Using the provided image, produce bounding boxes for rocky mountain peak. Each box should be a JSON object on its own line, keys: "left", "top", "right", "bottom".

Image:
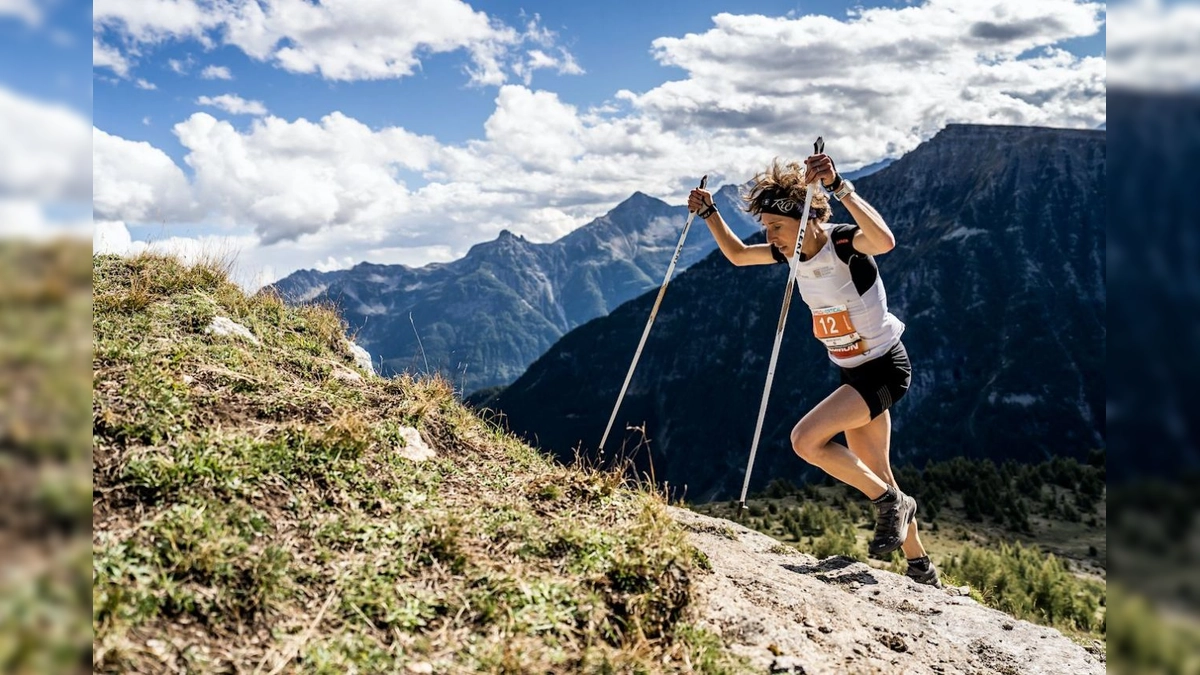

{"left": 614, "top": 190, "right": 660, "bottom": 210}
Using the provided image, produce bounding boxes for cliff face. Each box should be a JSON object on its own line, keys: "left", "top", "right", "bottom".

{"left": 270, "top": 187, "right": 759, "bottom": 391}
{"left": 489, "top": 124, "right": 1105, "bottom": 500}
{"left": 841, "top": 124, "right": 1105, "bottom": 461}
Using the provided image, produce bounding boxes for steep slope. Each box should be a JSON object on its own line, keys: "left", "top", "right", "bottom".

{"left": 91, "top": 253, "right": 1102, "bottom": 674}
{"left": 270, "top": 188, "right": 759, "bottom": 392}
{"left": 488, "top": 124, "right": 1105, "bottom": 501}
{"left": 91, "top": 253, "right": 743, "bottom": 673}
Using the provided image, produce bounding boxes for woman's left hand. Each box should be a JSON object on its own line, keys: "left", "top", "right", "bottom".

{"left": 804, "top": 154, "right": 838, "bottom": 187}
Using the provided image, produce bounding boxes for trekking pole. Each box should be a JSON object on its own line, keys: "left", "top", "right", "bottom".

{"left": 600, "top": 175, "right": 709, "bottom": 452}
{"left": 738, "top": 137, "right": 824, "bottom": 510}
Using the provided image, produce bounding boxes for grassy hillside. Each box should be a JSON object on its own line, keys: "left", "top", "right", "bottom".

{"left": 91, "top": 254, "right": 747, "bottom": 673}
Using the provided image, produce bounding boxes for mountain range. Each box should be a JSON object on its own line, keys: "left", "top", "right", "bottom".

{"left": 484, "top": 124, "right": 1106, "bottom": 501}
{"left": 270, "top": 186, "right": 760, "bottom": 391}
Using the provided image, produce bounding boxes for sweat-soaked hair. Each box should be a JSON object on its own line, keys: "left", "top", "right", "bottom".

{"left": 742, "top": 159, "right": 831, "bottom": 224}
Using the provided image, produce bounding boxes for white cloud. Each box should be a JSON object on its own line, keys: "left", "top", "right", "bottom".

{"left": 0, "top": 0, "right": 40, "bottom": 25}
{"left": 93, "top": 36, "right": 130, "bottom": 77}
{"left": 236, "top": 0, "right": 502, "bottom": 81}
{"left": 627, "top": 0, "right": 1106, "bottom": 169}
{"left": 1109, "top": 0, "right": 1200, "bottom": 90}
{"left": 172, "top": 111, "right": 439, "bottom": 243}
{"left": 93, "top": 127, "right": 196, "bottom": 222}
{"left": 200, "top": 64, "right": 232, "bottom": 80}
{"left": 168, "top": 57, "right": 190, "bottom": 74}
{"left": 92, "top": 219, "right": 455, "bottom": 291}
{"left": 91, "top": 1, "right": 1107, "bottom": 276}
{"left": 0, "top": 200, "right": 90, "bottom": 240}
{"left": 93, "top": 219, "right": 135, "bottom": 253}
{"left": 135, "top": 78, "right": 157, "bottom": 90}
{"left": 0, "top": 86, "right": 92, "bottom": 202}
{"left": 93, "top": 0, "right": 581, "bottom": 86}
{"left": 93, "top": 220, "right": 251, "bottom": 262}
{"left": 94, "top": 85, "right": 729, "bottom": 253}
{"left": 196, "top": 93, "right": 268, "bottom": 115}
{"left": 93, "top": 219, "right": 272, "bottom": 285}
{"left": 513, "top": 48, "right": 585, "bottom": 86}
{"left": 93, "top": 0, "right": 219, "bottom": 46}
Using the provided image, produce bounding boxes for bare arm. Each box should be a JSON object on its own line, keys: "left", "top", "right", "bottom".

{"left": 803, "top": 153, "right": 896, "bottom": 256}
{"left": 688, "top": 188, "right": 777, "bottom": 266}
{"left": 841, "top": 192, "right": 896, "bottom": 255}
{"left": 703, "top": 212, "right": 778, "bottom": 266}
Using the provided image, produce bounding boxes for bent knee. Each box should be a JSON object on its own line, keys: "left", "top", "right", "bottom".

{"left": 790, "top": 425, "right": 825, "bottom": 464}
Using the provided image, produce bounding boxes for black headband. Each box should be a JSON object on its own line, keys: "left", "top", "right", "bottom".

{"left": 758, "top": 187, "right": 826, "bottom": 219}
{"left": 757, "top": 188, "right": 802, "bottom": 217}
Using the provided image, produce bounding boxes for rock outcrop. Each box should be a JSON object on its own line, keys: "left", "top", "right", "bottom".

{"left": 672, "top": 507, "right": 1103, "bottom": 675}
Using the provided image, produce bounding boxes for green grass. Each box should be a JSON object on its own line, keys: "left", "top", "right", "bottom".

{"left": 92, "top": 252, "right": 750, "bottom": 674}
{"left": 937, "top": 541, "right": 1103, "bottom": 634}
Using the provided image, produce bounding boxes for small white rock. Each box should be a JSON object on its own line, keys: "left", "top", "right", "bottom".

{"left": 344, "top": 340, "right": 376, "bottom": 376}
{"left": 332, "top": 369, "right": 363, "bottom": 383}
{"left": 205, "top": 316, "right": 260, "bottom": 345}
{"left": 397, "top": 426, "right": 435, "bottom": 462}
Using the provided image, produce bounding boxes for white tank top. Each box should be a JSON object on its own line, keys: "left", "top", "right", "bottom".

{"left": 783, "top": 222, "right": 905, "bottom": 368}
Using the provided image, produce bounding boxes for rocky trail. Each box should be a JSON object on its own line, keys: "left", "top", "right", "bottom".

{"left": 671, "top": 507, "right": 1105, "bottom": 674}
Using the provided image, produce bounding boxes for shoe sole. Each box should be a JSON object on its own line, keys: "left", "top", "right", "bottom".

{"left": 869, "top": 495, "right": 917, "bottom": 558}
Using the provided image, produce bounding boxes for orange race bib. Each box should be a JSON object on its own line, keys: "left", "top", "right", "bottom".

{"left": 812, "top": 305, "right": 865, "bottom": 359}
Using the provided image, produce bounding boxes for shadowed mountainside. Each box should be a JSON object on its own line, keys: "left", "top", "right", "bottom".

{"left": 487, "top": 124, "right": 1105, "bottom": 501}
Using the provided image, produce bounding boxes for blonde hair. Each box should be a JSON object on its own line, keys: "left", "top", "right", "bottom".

{"left": 742, "top": 158, "right": 831, "bottom": 224}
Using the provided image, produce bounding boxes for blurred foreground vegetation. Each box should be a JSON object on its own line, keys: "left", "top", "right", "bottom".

{"left": 0, "top": 240, "right": 92, "bottom": 674}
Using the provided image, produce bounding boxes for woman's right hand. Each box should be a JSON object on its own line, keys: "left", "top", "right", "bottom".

{"left": 688, "top": 188, "right": 714, "bottom": 214}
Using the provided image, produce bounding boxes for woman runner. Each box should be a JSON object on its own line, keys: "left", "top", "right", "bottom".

{"left": 688, "top": 152, "right": 940, "bottom": 587}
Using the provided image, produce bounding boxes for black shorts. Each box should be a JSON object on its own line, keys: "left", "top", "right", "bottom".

{"left": 839, "top": 341, "right": 912, "bottom": 420}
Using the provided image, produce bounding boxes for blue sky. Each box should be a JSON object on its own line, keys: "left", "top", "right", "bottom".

{"left": 6, "top": 0, "right": 1115, "bottom": 285}
{"left": 0, "top": 0, "right": 91, "bottom": 114}
{"left": 0, "top": 0, "right": 92, "bottom": 236}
